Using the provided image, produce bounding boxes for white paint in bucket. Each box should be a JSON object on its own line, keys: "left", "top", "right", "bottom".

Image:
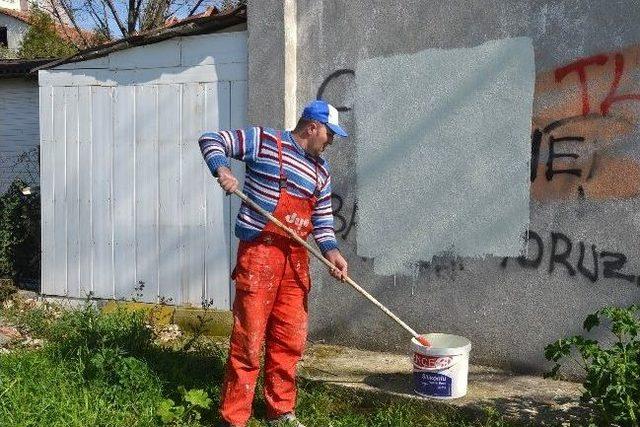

{"left": 411, "top": 333, "right": 472, "bottom": 399}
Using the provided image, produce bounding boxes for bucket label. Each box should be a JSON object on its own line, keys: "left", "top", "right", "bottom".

{"left": 413, "top": 371, "right": 452, "bottom": 397}
{"left": 413, "top": 353, "right": 454, "bottom": 370}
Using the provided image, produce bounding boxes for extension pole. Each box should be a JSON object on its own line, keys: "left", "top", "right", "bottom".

{"left": 232, "top": 189, "right": 430, "bottom": 347}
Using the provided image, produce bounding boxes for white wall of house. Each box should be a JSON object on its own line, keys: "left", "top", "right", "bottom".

{"left": 0, "top": 0, "right": 22, "bottom": 11}
{"left": 0, "top": 77, "right": 39, "bottom": 193}
{"left": 0, "top": 14, "right": 28, "bottom": 51}
{"left": 39, "top": 31, "right": 248, "bottom": 308}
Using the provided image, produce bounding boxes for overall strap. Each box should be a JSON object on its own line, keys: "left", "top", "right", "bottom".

{"left": 276, "top": 132, "right": 287, "bottom": 189}
{"left": 313, "top": 160, "right": 321, "bottom": 198}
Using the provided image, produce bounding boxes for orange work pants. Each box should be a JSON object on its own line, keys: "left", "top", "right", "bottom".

{"left": 220, "top": 234, "right": 310, "bottom": 426}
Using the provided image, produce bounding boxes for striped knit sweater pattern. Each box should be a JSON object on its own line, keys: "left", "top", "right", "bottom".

{"left": 198, "top": 127, "right": 338, "bottom": 254}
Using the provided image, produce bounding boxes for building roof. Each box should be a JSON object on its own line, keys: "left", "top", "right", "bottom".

{"left": 0, "top": 7, "right": 30, "bottom": 23}
{"left": 0, "top": 7, "right": 96, "bottom": 48}
{"left": 0, "top": 58, "right": 53, "bottom": 78}
{"left": 35, "top": 5, "right": 246, "bottom": 71}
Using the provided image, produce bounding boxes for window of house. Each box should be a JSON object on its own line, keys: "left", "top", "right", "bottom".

{"left": 0, "top": 27, "right": 8, "bottom": 48}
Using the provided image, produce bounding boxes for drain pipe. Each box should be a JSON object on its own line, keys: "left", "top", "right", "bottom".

{"left": 283, "top": 0, "right": 297, "bottom": 130}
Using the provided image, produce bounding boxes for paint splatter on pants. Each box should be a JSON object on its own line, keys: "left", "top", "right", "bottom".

{"left": 220, "top": 234, "right": 310, "bottom": 426}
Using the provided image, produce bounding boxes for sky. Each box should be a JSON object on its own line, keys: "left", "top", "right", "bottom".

{"left": 71, "top": 0, "right": 237, "bottom": 37}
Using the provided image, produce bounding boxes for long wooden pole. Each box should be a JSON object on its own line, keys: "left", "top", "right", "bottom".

{"left": 232, "top": 189, "right": 430, "bottom": 346}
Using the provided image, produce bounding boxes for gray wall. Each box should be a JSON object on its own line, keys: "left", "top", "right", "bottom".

{"left": 0, "top": 77, "right": 39, "bottom": 193}
{"left": 248, "top": 0, "right": 640, "bottom": 373}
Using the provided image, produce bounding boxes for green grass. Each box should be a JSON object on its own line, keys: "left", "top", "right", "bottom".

{"left": 0, "top": 348, "right": 161, "bottom": 426}
{"left": 0, "top": 300, "right": 515, "bottom": 427}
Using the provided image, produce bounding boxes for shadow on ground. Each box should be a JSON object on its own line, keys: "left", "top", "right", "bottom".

{"left": 362, "top": 372, "right": 589, "bottom": 426}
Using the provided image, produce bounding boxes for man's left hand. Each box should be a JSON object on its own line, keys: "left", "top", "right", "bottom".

{"left": 324, "top": 249, "right": 348, "bottom": 282}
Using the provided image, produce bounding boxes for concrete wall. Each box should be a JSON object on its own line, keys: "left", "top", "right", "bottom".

{"left": 0, "top": 77, "right": 39, "bottom": 193}
{"left": 247, "top": 0, "right": 640, "bottom": 372}
{"left": 0, "top": 14, "right": 28, "bottom": 51}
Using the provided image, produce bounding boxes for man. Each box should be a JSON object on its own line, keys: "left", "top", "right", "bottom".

{"left": 198, "top": 99, "right": 349, "bottom": 427}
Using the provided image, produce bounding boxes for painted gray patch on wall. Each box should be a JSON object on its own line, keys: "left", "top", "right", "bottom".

{"left": 355, "top": 37, "right": 534, "bottom": 275}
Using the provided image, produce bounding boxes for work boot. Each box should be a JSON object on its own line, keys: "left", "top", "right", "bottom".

{"left": 267, "top": 412, "right": 306, "bottom": 427}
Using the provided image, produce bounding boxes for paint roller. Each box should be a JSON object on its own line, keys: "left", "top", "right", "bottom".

{"left": 232, "top": 189, "right": 431, "bottom": 348}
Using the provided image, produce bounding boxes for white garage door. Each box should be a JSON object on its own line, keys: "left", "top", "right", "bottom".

{"left": 39, "top": 31, "right": 247, "bottom": 308}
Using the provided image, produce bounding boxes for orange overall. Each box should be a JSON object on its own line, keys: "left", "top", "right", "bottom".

{"left": 220, "top": 133, "right": 319, "bottom": 426}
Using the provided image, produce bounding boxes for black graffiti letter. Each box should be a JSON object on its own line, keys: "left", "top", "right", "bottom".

{"left": 340, "top": 202, "right": 357, "bottom": 240}
{"left": 531, "top": 129, "right": 542, "bottom": 182}
{"left": 316, "top": 69, "right": 355, "bottom": 111}
{"left": 518, "top": 230, "right": 544, "bottom": 268}
{"left": 600, "top": 252, "right": 636, "bottom": 283}
{"left": 500, "top": 231, "right": 543, "bottom": 269}
{"left": 331, "top": 194, "right": 357, "bottom": 240}
{"left": 545, "top": 136, "right": 583, "bottom": 181}
{"left": 549, "top": 232, "right": 576, "bottom": 276}
{"left": 331, "top": 194, "right": 346, "bottom": 233}
{"left": 577, "top": 242, "right": 598, "bottom": 283}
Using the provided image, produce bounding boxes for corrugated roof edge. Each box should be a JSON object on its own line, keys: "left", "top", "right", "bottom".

{"left": 32, "top": 5, "right": 246, "bottom": 73}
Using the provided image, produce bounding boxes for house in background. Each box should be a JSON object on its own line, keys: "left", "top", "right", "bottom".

{"left": 0, "top": 59, "right": 49, "bottom": 193}
{"left": 0, "top": 7, "right": 29, "bottom": 51}
{"left": 1, "top": 0, "right": 76, "bottom": 53}
{"left": 0, "top": 2, "right": 91, "bottom": 194}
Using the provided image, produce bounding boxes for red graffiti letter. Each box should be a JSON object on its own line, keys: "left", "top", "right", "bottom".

{"left": 600, "top": 54, "right": 640, "bottom": 115}
{"left": 555, "top": 54, "right": 608, "bottom": 115}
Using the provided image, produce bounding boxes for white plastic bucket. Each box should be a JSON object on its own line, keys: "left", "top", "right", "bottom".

{"left": 411, "top": 333, "right": 472, "bottom": 399}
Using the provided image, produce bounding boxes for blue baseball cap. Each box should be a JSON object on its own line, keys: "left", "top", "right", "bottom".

{"left": 301, "top": 100, "right": 348, "bottom": 137}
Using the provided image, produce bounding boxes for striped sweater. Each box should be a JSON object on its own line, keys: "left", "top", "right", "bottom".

{"left": 198, "top": 127, "right": 338, "bottom": 254}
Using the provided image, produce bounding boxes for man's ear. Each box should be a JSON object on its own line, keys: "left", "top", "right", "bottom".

{"left": 309, "top": 121, "right": 320, "bottom": 135}
{"left": 301, "top": 122, "right": 312, "bottom": 137}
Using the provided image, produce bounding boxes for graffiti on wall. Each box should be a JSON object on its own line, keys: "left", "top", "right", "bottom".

{"left": 319, "top": 45, "right": 640, "bottom": 204}
{"left": 317, "top": 69, "right": 355, "bottom": 112}
{"left": 330, "top": 194, "right": 357, "bottom": 240}
{"left": 532, "top": 45, "right": 640, "bottom": 201}
{"left": 501, "top": 230, "right": 640, "bottom": 286}
{"left": 321, "top": 70, "right": 359, "bottom": 242}
{"left": 319, "top": 44, "right": 639, "bottom": 283}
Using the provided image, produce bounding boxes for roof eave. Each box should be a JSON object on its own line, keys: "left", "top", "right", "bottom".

{"left": 32, "top": 5, "right": 246, "bottom": 73}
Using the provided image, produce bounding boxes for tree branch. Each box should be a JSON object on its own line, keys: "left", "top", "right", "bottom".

{"left": 87, "top": 3, "right": 110, "bottom": 39}
{"left": 100, "top": 1, "right": 112, "bottom": 39}
{"left": 127, "top": 0, "right": 139, "bottom": 33}
{"left": 187, "top": 0, "right": 206, "bottom": 17}
{"left": 55, "top": 0, "right": 91, "bottom": 47}
{"left": 103, "top": 0, "right": 129, "bottom": 37}
{"left": 45, "top": 0, "right": 82, "bottom": 49}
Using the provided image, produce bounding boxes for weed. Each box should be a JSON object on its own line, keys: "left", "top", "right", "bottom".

{"left": 545, "top": 304, "right": 640, "bottom": 426}
{"left": 157, "top": 386, "right": 213, "bottom": 425}
{"left": 0, "top": 280, "right": 16, "bottom": 304}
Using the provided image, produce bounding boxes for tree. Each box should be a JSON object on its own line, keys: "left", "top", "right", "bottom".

{"left": 17, "top": 8, "right": 78, "bottom": 59}
{"left": 0, "top": 46, "right": 19, "bottom": 60}
{"left": 38, "top": 0, "right": 245, "bottom": 44}
{"left": 0, "top": 179, "right": 40, "bottom": 284}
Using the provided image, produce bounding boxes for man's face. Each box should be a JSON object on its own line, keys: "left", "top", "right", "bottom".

{"left": 307, "top": 121, "right": 335, "bottom": 157}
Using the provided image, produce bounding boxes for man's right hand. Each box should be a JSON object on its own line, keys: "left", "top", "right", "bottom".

{"left": 216, "top": 166, "right": 239, "bottom": 194}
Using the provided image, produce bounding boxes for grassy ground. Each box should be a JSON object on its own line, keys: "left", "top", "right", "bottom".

{"left": 0, "top": 295, "right": 516, "bottom": 427}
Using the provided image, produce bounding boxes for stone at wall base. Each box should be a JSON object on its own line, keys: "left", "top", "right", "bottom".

{"left": 100, "top": 300, "right": 232, "bottom": 336}
{"left": 101, "top": 301, "right": 175, "bottom": 326}
{"left": 173, "top": 307, "right": 233, "bottom": 336}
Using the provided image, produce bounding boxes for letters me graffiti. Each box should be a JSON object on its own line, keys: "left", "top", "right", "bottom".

{"left": 501, "top": 231, "right": 640, "bottom": 286}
